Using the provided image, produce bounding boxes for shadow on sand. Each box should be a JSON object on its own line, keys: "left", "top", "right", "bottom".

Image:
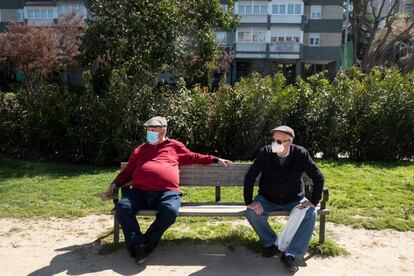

{"left": 28, "top": 239, "right": 314, "bottom": 276}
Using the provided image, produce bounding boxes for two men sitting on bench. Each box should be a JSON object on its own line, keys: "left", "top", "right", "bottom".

{"left": 101, "top": 117, "right": 324, "bottom": 272}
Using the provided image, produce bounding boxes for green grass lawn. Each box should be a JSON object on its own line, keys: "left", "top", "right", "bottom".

{"left": 0, "top": 157, "right": 413, "bottom": 231}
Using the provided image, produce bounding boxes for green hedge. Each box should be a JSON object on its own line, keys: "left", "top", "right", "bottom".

{"left": 1, "top": 67, "right": 413, "bottom": 164}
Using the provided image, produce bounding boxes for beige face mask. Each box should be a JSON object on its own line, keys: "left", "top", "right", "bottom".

{"left": 271, "top": 141, "right": 285, "bottom": 153}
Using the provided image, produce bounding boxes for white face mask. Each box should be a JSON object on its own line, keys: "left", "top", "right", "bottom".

{"left": 271, "top": 141, "right": 285, "bottom": 154}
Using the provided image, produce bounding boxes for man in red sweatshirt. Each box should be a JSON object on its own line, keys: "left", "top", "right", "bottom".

{"left": 101, "top": 116, "right": 232, "bottom": 264}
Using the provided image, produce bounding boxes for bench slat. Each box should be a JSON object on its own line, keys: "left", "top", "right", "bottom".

{"left": 130, "top": 205, "right": 329, "bottom": 216}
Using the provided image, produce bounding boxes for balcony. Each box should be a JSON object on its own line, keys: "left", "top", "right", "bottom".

{"left": 269, "top": 41, "right": 300, "bottom": 59}
{"left": 235, "top": 42, "right": 267, "bottom": 58}
{"left": 269, "top": 41, "right": 300, "bottom": 52}
{"left": 235, "top": 42, "right": 301, "bottom": 59}
{"left": 239, "top": 14, "right": 268, "bottom": 24}
{"left": 270, "top": 14, "right": 302, "bottom": 24}
{"left": 236, "top": 42, "right": 267, "bottom": 52}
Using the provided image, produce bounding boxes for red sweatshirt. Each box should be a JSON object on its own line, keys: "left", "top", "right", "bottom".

{"left": 114, "top": 139, "right": 218, "bottom": 192}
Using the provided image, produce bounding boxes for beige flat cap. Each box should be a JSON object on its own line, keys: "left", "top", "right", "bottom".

{"left": 143, "top": 116, "right": 168, "bottom": 127}
{"left": 270, "top": 125, "right": 295, "bottom": 138}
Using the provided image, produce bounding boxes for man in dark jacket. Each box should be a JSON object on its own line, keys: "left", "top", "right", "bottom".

{"left": 244, "top": 125, "right": 324, "bottom": 272}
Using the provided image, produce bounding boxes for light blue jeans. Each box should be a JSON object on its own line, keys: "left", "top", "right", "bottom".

{"left": 246, "top": 195, "right": 316, "bottom": 257}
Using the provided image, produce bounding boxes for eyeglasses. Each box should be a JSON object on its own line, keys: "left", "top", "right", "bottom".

{"left": 276, "top": 139, "right": 290, "bottom": 144}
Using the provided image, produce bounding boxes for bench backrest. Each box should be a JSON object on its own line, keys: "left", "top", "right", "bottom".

{"left": 120, "top": 162, "right": 313, "bottom": 187}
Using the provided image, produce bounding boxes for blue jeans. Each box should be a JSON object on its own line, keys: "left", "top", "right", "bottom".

{"left": 246, "top": 195, "right": 316, "bottom": 257}
{"left": 116, "top": 188, "right": 181, "bottom": 249}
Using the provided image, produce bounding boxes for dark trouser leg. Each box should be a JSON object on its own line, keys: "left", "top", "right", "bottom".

{"left": 145, "top": 190, "right": 181, "bottom": 250}
{"left": 115, "top": 188, "right": 147, "bottom": 247}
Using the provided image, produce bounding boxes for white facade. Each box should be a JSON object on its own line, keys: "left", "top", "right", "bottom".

{"left": 236, "top": 0, "right": 304, "bottom": 23}
{"left": 234, "top": 1, "right": 304, "bottom": 59}
{"left": 23, "top": 3, "right": 87, "bottom": 25}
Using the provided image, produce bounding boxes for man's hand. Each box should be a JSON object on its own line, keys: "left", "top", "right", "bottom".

{"left": 247, "top": 201, "right": 264, "bottom": 215}
{"left": 299, "top": 200, "right": 315, "bottom": 209}
{"left": 100, "top": 182, "right": 116, "bottom": 201}
{"left": 218, "top": 158, "right": 233, "bottom": 167}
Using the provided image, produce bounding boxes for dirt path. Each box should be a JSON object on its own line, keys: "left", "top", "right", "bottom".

{"left": 0, "top": 215, "right": 413, "bottom": 275}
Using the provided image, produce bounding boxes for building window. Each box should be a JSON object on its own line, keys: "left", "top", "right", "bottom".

{"left": 27, "top": 10, "right": 33, "bottom": 19}
{"left": 279, "top": 5, "right": 286, "bottom": 14}
{"left": 17, "top": 9, "right": 24, "bottom": 21}
{"left": 271, "top": 36, "right": 300, "bottom": 43}
{"left": 239, "top": 3, "right": 268, "bottom": 14}
{"left": 216, "top": 32, "right": 227, "bottom": 45}
{"left": 310, "top": 5, "right": 322, "bottom": 19}
{"left": 41, "top": 10, "right": 47, "bottom": 19}
{"left": 238, "top": 31, "right": 252, "bottom": 42}
{"left": 287, "top": 4, "right": 294, "bottom": 15}
{"left": 272, "top": 3, "right": 302, "bottom": 15}
{"left": 272, "top": 5, "right": 279, "bottom": 14}
{"left": 57, "top": 4, "right": 87, "bottom": 17}
{"left": 252, "top": 30, "right": 265, "bottom": 42}
{"left": 26, "top": 8, "right": 55, "bottom": 20}
{"left": 295, "top": 4, "right": 302, "bottom": 15}
{"left": 309, "top": 33, "right": 320, "bottom": 46}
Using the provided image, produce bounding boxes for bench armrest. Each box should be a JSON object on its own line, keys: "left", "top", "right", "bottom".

{"left": 319, "top": 187, "right": 329, "bottom": 210}
{"left": 112, "top": 183, "right": 132, "bottom": 205}
{"left": 112, "top": 186, "right": 120, "bottom": 204}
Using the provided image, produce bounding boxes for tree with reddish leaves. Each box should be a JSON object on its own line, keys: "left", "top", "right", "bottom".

{"left": 0, "top": 13, "right": 86, "bottom": 93}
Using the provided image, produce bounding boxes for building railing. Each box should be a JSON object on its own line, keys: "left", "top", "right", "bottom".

{"left": 235, "top": 42, "right": 300, "bottom": 53}
{"left": 269, "top": 41, "right": 300, "bottom": 52}
{"left": 235, "top": 42, "right": 267, "bottom": 52}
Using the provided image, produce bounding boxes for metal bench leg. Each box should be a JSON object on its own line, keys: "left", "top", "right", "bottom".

{"left": 215, "top": 186, "right": 221, "bottom": 203}
{"left": 319, "top": 214, "right": 326, "bottom": 243}
{"left": 114, "top": 215, "right": 120, "bottom": 244}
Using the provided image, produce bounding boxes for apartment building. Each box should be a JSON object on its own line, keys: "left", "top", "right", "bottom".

{"left": 0, "top": 0, "right": 24, "bottom": 32}
{"left": 0, "top": 0, "right": 87, "bottom": 30}
{"left": 0, "top": 0, "right": 88, "bottom": 85}
{"left": 219, "top": 0, "right": 344, "bottom": 82}
{"left": 368, "top": 0, "right": 414, "bottom": 20}
{"left": 401, "top": 0, "right": 414, "bottom": 15}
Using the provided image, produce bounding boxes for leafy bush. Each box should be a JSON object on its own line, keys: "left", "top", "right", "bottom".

{"left": 1, "top": 67, "right": 413, "bottom": 164}
{"left": 342, "top": 68, "right": 414, "bottom": 160}
{"left": 209, "top": 73, "right": 294, "bottom": 160}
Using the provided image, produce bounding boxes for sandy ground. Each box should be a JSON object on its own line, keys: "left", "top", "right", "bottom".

{"left": 0, "top": 215, "right": 413, "bottom": 276}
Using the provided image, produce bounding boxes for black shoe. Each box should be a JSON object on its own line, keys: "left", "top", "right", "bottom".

{"left": 280, "top": 253, "right": 298, "bottom": 272}
{"left": 134, "top": 243, "right": 151, "bottom": 265}
{"left": 262, "top": 244, "right": 280, "bottom": 257}
{"left": 127, "top": 245, "right": 136, "bottom": 258}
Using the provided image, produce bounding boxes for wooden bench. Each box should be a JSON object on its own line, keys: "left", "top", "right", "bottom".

{"left": 112, "top": 163, "right": 329, "bottom": 244}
